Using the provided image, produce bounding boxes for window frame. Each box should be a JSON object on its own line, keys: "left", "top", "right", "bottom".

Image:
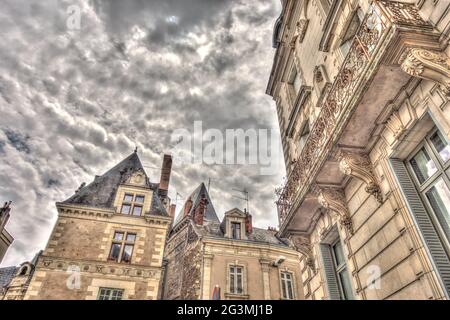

{"left": 228, "top": 265, "right": 245, "bottom": 295}
{"left": 405, "top": 127, "right": 450, "bottom": 255}
{"left": 108, "top": 231, "right": 137, "bottom": 264}
{"left": 120, "top": 193, "right": 145, "bottom": 216}
{"left": 330, "top": 238, "right": 354, "bottom": 300}
{"left": 97, "top": 287, "right": 124, "bottom": 300}
{"left": 231, "top": 222, "right": 242, "bottom": 240}
{"left": 280, "top": 271, "right": 295, "bottom": 300}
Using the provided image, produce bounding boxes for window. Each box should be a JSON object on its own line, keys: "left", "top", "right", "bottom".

{"left": 289, "top": 66, "right": 302, "bottom": 95}
{"left": 108, "top": 231, "right": 136, "bottom": 263}
{"left": 340, "top": 8, "right": 364, "bottom": 57}
{"left": 319, "top": 0, "right": 333, "bottom": 15}
{"left": 231, "top": 222, "right": 241, "bottom": 240}
{"left": 298, "top": 121, "right": 310, "bottom": 153}
{"left": 407, "top": 127, "right": 450, "bottom": 248}
{"left": 280, "top": 272, "right": 295, "bottom": 300}
{"left": 120, "top": 193, "right": 145, "bottom": 216}
{"left": 97, "top": 288, "right": 124, "bottom": 300}
{"left": 229, "top": 266, "right": 244, "bottom": 294}
{"left": 331, "top": 239, "right": 354, "bottom": 300}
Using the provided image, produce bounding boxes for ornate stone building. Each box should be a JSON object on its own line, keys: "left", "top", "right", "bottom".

{"left": 0, "top": 201, "right": 14, "bottom": 264}
{"left": 268, "top": 1, "right": 450, "bottom": 299}
{"left": 0, "top": 251, "right": 41, "bottom": 300}
{"left": 163, "top": 183, "right": 303, "bottom": 300}
{"left": 24, "top": 152, "right": 173, "bottom": 300}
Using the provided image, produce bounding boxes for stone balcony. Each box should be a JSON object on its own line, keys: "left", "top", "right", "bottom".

{"left": 275, "top": 0, "right": 447, "bottom": 236}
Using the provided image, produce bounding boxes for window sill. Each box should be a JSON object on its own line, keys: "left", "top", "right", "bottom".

{"left": 224, "top": 293, "right": 250, "bottom": 300}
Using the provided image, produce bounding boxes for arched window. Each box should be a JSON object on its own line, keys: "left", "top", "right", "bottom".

{"left": 19, "top": 266, "right": 29, "bottom": 276}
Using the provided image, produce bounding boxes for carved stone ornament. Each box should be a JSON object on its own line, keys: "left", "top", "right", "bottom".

{"left": 296, "top": 19, "right": 309, "bottom": 44}
{"left": 128, "top": 169, "right": 146, "bottom": 186}
{"left": 400, "top": 48, "right": 450, "bottom": 96}
{"left": 338, "top": 151, "right": 383, "bottom": 203}
{"left": 316, "top": 187, "right": 353, "bottom": 235}
{"left": 290, "top": 235, "right": 316, "bottom": 272}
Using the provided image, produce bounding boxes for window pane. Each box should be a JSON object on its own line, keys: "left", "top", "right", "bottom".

{"left": 293, "top": 72, "right": 302, "bottom": 93}
{"left": 231, "top": 223, "right": 241, "bottom": 240}
{"left": 122, "top": 244, "right": 133, "bottom": 263}
{"left": 426, "top": 178, "right": 450, "bottom": 239}
{"left": 135, "top": 195, "right": 145, "bottom": 203}
{"left": 430, "top": 131, "right": 450, "bottom": 163}
{"left": 123, "top": 194, "right": 133, "bottom": 202}
{"left": 121, "top": 204, "right": 131, "bottom": 215}
{"left": 332, "top": 241, "right": 345, "bottom": 267}
{"left": 113, "top": 232, "right": 124, "bottom": 241}
{"left": 132, "top": 205, "right": 142, "bottom": 216}
{"left": 236, "top": 274, "right": 243, "bottom": 294}
{"left": 287, "top": 279, "right": 294, "bottom": 299}
{"left": 126, "top": 233, "right": 136, "bottom": 242}
{"left": 339, "top": 269, "right": 354, "bottom": 300}
{"left": 230, "top": 271, "right": 235, "bottom": 293}
{"left": 281, "top": 278, "right": 287, "bottom": 298}
{"left": 111, "top": 289, "right": 123, "bottom": 300}
{"left": 410, "top": 148, "right": 438, "bottom": 184}
{"left": 109, "top": 243, "right": 121, "bottom": 262}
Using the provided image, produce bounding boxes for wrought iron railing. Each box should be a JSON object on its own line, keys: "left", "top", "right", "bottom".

{"left": 275, "top": 0, "right": 429, "bottom": 225}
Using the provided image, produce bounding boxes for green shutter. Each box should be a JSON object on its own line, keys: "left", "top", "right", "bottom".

{"left": 390, "top": 158, "right": 450, "bottom": 298}
{"left": 320, "top": 244, "right": 341, "bottom": 300}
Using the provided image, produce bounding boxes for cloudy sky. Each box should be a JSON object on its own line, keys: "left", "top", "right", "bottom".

{"left": 0, "top": 0, "right": 284, "bottom": 266}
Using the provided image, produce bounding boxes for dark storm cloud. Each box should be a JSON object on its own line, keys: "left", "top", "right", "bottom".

{"left": 0, "top": 0, "right": 283, "bottom": 266}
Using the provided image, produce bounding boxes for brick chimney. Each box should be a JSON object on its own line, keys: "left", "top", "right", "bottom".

{"left": 158, "top": 154, "right": 172, "bottom": 197}
{"left": 184, "top": 197, "right": 193, "bottom": 217}
{"left": 245, "top": 213, "right": 253, "bottom": 235}
{"left": 169, "top": 204, "right": 176, "bottom": 219}
{"left": 193, "top": 194, "right": 208, "bottom": 226}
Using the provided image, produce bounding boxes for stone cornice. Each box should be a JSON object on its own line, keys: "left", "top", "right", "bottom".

{"left": 37, "top": 255, "right": 162, "bottom": 279}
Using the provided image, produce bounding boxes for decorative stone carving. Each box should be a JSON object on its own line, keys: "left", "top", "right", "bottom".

{"left": 314, "top": 66, "right": 324, "bottom": 83}
{"left": 338, "top": 151, "right": 383, "bottom": 204}
{"left": 128, "top": 169, "right": 147, "bottom": 186}
{"left": 315, "top": 187, "right": 353, "bottom": 235}
{"left": 400, "top": 48, "right": 450, "bottom": 96}
{"left": 290, "top": 235, "right": 316, "bottom": 272}
{"left": 296, "top": 19, "right": 309, "bottom": 43}
{"left": 385, "top": 111, "right": 405, "bottom": 139}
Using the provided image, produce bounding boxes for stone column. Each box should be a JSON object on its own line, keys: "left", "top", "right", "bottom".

{"left": 202, "top": 254, "right": 214, "bottom": 300}
{"left": 260, "top": 259, "right": 272, "bottom": 300}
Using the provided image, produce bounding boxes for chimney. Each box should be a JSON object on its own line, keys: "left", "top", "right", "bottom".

{"left": 245, "top": 213, "right": 253, "bottom": 234}
{"left": 0, "top": 201, "right": 12, "bottom": 232}
{"left": 169, "top": 204, "right": 176, "bottom": 219}
{"left": 184, "top": 198, "right": 193, "bottom": 217}
{"left": 193, "top": 194, "right": 208, "bottom": 226}
{"left": 158, "top": 154, "right": 172, "bottom": 197}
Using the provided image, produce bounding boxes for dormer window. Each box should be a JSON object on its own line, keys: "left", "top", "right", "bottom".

{"left": 120, "top": 193, "right": 145, "bottom": 216}
{"left": 231, "top": 222, "right": 242, "bottom": 240}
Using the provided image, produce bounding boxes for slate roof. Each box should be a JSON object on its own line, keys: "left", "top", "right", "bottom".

{"left": 0, "top": 267, "right": 17, "bottom": 289}
{"left": 62, "top": 152, "right": 168, "bottom": 216}
{"left": 175, "top": 183, "right": 219, "bottom": 224}
{"left": 174, "top": 184, "right": 290, "bottom": 247}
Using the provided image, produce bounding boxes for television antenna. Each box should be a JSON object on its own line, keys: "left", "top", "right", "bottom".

{"left": 232, "top": 188, "right": 249, "bottom": 213}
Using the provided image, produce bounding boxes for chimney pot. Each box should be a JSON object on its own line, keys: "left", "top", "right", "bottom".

{"left": 159, "top": 154, "right": 172, "bottom": 197}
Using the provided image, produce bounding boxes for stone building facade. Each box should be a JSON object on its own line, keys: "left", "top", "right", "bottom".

{"left": 0, "top": 252, "right": 41, "bottom": 300}
{"left": 0, "top": 201, "right": 14, "bottom": 264}
{"left": 163, "top": 183, "right": 303, "bottom": 300}
{"left": 268, "top": 0, "right": 450, "bottom": 299}
{"left": 24, "top": 152, "right": 173, "bottom": 300}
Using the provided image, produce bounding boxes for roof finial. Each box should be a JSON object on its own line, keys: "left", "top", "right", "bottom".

{"left": 134, "top": 146, "right": 138, "bottom": 153}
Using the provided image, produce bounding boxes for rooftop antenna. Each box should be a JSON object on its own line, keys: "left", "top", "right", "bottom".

{"left": 232, "top": 188, "right": 249, "bottom": 213}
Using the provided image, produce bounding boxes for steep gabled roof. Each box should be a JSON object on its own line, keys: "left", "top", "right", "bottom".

{"left": 63, "top": 152, "right": 151, "bottom": 208}
{"left": 175, "top": 182, "right": 219, "bottom": 224}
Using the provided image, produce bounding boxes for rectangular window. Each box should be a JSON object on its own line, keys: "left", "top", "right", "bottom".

{"left": 331, "top": 239, "right": 354, "bottom": 300}
{"left": 280, "top": 272, "right": 294, "bottom": 299}
{"left": 231, "top": 222, "right": 241, "bottom": 240}
{"left": 229, "top": 266, "right": 244, "bottom": 294}
{"left": 120, "top": 193, "right": 145, "bottom": 216}
{"left": 97, "top": 288, "right": 124, "bottom": 300}
{"left": 406, "top": 127, "right": 450, "bottom": 248}
{"left": 289, "top": 67, "right": 302, "bottom": 95}
{"left": 108, "top": 231, "right": 136, "bottom": 263}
